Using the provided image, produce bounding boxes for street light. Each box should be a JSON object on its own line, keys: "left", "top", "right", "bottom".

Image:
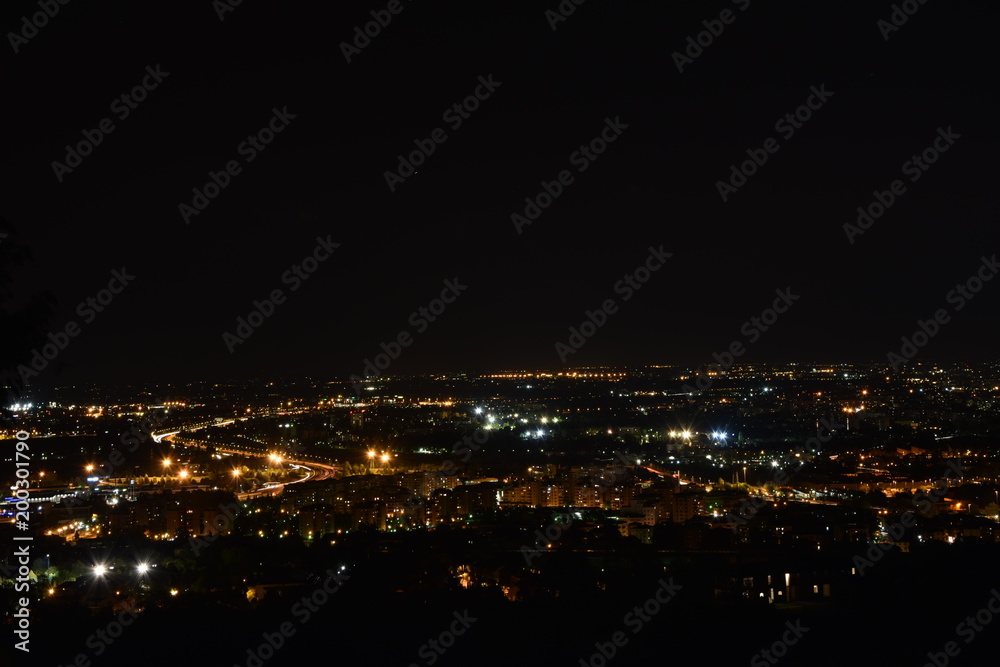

{"left": 85, "top": 465, "right": 95, "bottom": 473}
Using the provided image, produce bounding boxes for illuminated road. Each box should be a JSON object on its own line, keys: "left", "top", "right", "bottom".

{"left": 152, "top": 416, "right": 339, "bottom": 499}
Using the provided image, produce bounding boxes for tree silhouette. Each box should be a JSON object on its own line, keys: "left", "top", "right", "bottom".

{"left": 0, "top": 218, "right": 59, "bottom": 401}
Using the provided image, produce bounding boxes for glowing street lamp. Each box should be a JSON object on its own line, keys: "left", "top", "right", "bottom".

{"left": 93, "top": 564, "right": 107, "bottom": 577}
{"left": 178, "top": 470, "right": 189, "bottom": 480}
{"left": 380, "top": 453, "right": 390, "bottom": 464}
{"left": 136, "top": 563, "right": 149, "bottom": 575}
{"left": 85, "top": 464, "right": 95, "bottom": 473}
{"left": 162, "top": 458, "right": 172, "bottom": 467}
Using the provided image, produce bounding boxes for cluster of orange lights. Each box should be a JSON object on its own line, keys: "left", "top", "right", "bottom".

{"left": 367, "top": 450, "right": 392, "bottom": 463}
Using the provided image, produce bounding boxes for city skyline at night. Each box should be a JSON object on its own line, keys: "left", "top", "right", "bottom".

{"left": 2, "top": 0, "right": 999, "bottom": 665}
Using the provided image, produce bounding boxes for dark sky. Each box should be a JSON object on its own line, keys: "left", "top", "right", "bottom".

{"left": 1, "top": 0, "right": 997, "bottom": 389}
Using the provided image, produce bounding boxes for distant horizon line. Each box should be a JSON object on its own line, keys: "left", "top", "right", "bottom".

{"left": 5, "top": 359, "right": 999, "bottom": 393}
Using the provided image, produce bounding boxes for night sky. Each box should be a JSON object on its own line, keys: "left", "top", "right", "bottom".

{"left": 1, "top": 0, "right": 997, "bottom": 388}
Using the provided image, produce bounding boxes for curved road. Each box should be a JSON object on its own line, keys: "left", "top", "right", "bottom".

{"left": 153, "top": 419, "right": 339, "bottom": 500}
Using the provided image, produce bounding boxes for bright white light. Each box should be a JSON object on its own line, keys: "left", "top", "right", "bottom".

{"left": 681, "top": 431, "right": 691, "bottom": 439}
{"left": 137, "top": 563, "right": 149, "bottom": 574}
{"left": 535, "top": 429, "right": 544, "bottom": 438}
{"left": 771, "top": 461, "right": 779, "bottom": 468}
{"left": 94, "top": 565, "right": 107, "bottom": 576}
{"left": 486, "top": 415, "right": 495, "bottom": 423}
{"left": 474, "top": 407, "right": 483, "bottom": 415}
